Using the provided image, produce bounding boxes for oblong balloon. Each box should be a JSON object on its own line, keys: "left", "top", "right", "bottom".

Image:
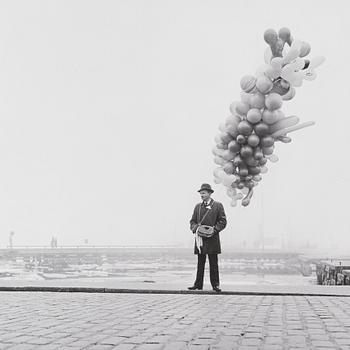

{"left": 282, "top": 87, "right": 296, "bottom": 101}
{"left": 276, "top": 135, "right": 292, "bottom": 143}
{"left": 291, "top": 39, "right": 302, "bottom": 52}
{"left": 308, "top": 56, "right": 325, "bottom": 70}
{"left": 242, "top": 188, "right": 254, "bottom": 207}
{"left": 283, "top": 48, "right": 300, "bottom": 64}
{"left": 282, "top": 40, "right": 302, "bottom": 64}
{"left": 272, "top": 121, "right": 315, "bottom": 138}
{"left": 269, "top": 115, "right": 299, "bottom": 134}
{"left": 303, "top": 70, "right": 317, "bottom": 81}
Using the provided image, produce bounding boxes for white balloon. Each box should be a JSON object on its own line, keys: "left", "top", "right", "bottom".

{"left": 240, "top": 91, "right": 251, "bottom": 105}
{"left": 291, "top": 39, "right": 302, "bottom": 51}
{"left": 214, "top": 177, "right": 221, "bottom": 184}
{"left": 283, "top": 48, "right": 300, "bottom": 64}
{"left": 222, "top": 150, "right": 235, "bottom": 161}
{"left": 218, "top": 149, "right": 225, "bottom": 157}
{"left": 269, "top": 115, "right": 299, "bottom": 134}
{"left": 264, "top": 66, "right": 281, "bottom": 80}
{"left": 267, "top": 154, "right": 279, "bottom": 163}
{"left": 219, "top": 171, "right": 227, "bottom": 180}
{"left": 270, "top": 57, "right": 283, "bottom": 70}
{"left": 227, "top": 188, "right": 237, "bottom": 197}
{"left": 293, "top": 58, "right": 306, "bottom": 71}
{"left": 214, "top": 133, "right": 222, "bottom": 144}
{"left": 241, "top": 187, "right": 249, "bottom": 195}
{"left": 235, "top": 193, "right": 244, "bottom": 200}
{"left": 213, "top": 167, "right": 223, "bottom": 178}
{"left": 229, "top": 101, "right": 239, "bottom": 115}
{"left": 214, "top": 156, "right": 226, "bottom": 166}
{"left": 303, "top": 70, "right": 317, "bottom": 81}
{"left": 308, "top": 56, "right": 326, "bottom": 70}
{"left": 222, "top": 174, "right": 236, "bottom": 187}
{"left": 260, "top": 166, "right": 268, "bottom": 174}
{"left": 282, "top": 40, "right": 302, "bottom": 64}
{"left": 272, "top": 121, "right": 315, "bottom": 138}
{"left": 255, "top": 64, "right": 270, "bottom": 77}
{"left": 225, "top": 114, "right": 241, "bottom": 126}
{"left": 219, "top": 123, "right": 226, "bottom": 132}
{"left": 253, "top": 174, "right": 262, "bottom": 181}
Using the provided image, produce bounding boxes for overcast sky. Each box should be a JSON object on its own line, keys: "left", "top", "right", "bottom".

{"left": 0, "top": 0, "right": 348, "bottom": 251}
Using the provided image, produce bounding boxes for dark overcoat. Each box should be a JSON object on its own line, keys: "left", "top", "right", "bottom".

{"left": 190, "top": 199, "right": 227, "bottom": 255}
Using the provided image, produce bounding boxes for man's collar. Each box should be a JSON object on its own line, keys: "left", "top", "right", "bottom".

{"left": 203, "top": 198, "right": 213, "bottom": 206}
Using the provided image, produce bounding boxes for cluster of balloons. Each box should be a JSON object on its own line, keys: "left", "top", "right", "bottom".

{"left": 213, "top": 28, "right": 324, "bottom": 207}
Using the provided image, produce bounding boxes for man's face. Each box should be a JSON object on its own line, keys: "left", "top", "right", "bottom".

{"left": 199, "top": 190, "right": 211, "bottom": 202}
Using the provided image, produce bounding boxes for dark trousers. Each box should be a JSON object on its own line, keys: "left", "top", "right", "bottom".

{"left": 194, "top": 254, "right": 219, "bottom": 288}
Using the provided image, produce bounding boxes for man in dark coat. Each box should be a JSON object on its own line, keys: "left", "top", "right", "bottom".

{"left": 189, "top": 183, "right": 227, "bottom": 292}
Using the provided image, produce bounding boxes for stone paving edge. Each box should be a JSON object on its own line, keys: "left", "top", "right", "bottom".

{"left": 0, "top": 286, "right": 350, "bottom": 297}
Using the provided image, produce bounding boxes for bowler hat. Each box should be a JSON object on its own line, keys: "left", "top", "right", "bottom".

{"left": 197, "top": 183, "right": 214, "bottom": 193}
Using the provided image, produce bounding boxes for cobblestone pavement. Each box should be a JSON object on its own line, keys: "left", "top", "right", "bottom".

{"left": 1, "top": 292, "right": 350, "bottom": 349}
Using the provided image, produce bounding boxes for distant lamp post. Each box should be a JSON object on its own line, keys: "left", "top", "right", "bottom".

{"left": 9, "top": 231, "right": 14, "bottom": 249}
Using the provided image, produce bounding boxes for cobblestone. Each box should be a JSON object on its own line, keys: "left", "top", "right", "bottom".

{"left": 1, "top": 292, "right": 350, "bottom": 349}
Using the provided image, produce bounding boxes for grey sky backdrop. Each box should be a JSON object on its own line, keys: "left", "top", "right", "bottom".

{"left": 0, "top": 0, "right": 348, "bottom": 251}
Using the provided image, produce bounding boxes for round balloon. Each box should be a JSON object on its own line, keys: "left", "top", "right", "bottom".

{"left": 254, "top": 122, "right": 269, "bottom": 136}
{"left": 247, "top": 108, "right": 262, "bottom": 124}
{"left": 225, "top": 124, "right": 239, "bottom": 138}
{"left": 220, "top": 132, "right": 233, "bottom": 144}
{"left": 265, "top": 93, "right": 283, "bottom": 110}
{"left": 228, "top": 140, "right": 241, "bottom": 153}
{"left": 240, "top": 145, "right": 254, "bottom": 158}
{"left": 240, "top": 75, "right": 257, "bottom": 93}
{"left": 262, "top": 109, "right": 279, "bottom": 124}
{"left": 264, "top": 29, "right": 278, "bottom": 45}
{"left": 237, "top": 121, "right": 253, "bottom": 136}
{"left": 256, "top": 75, "right": 273, "bottom": 94}
{"left": 260, "top": 136, "right": 274, "bottom": 147}
{"left": 250, "top": 93, "right": 265, "bottom": 109}
{"left": 240, "top": 91, "right": 252, "bottom": 105}
{"left": 222, "top": 150, "right": 236, "bottom": 161}
{"left": 236, "top": 134, "right": 247, "bottom": 144}
{"left": 225, "top": 114, "right": 241, "bottom": 126}
{"left": 235, "top": 102, "right": 250, "bottom": 116}
{"left": 223, "top": 162, "right": 235, "bottom": 174}
{"left": 247, "top": 134, "right": 260, "bottom": 147}
{"left": 262, "top": 146, "right": 274, "bottom": 155}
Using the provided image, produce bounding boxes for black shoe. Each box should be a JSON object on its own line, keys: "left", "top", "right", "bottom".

{"left": 188, "top": 285, "right": 203, "bottom": 290}
{"left": 212, "top": 286, "right": 221, "bottom": 292}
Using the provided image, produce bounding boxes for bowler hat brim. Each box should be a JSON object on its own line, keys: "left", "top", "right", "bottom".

{"left": 197, "top": 188, "right": 214, "bottom": 193}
